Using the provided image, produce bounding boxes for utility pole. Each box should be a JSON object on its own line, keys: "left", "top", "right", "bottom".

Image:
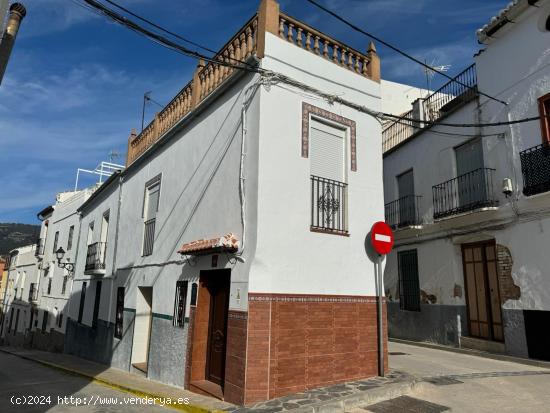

{"left": 0, "top": 2, "right": 26, "bottom": 86}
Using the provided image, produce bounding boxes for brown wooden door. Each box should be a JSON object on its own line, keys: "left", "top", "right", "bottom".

{"left": 205, "top": 273, "right": 230, "bottom": 385}
{"left": 462, "top": 241, "right": 503, "bottom": 342}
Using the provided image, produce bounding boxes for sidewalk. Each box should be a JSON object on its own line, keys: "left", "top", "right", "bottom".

{"left": 0, "top": 346, "right": 421, "bottom": 413}
{"left": 0, "top": 346, "right": 232, "bottom": 412}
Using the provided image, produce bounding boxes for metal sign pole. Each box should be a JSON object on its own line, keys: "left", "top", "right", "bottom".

{"left": 377, "top": 255, "right": 384, "bottom": 377}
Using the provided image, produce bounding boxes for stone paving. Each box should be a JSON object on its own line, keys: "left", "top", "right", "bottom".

{"left": 224, "top": 370, "right": 414, "bottom": 413}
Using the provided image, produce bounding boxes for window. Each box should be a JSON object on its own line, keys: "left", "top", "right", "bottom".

{"left": 61, "top": 275, "right": 68, "bottom": 295}
{"left": 67, "top": 225, "right": 75, "bottom": 251}
{"left": 78, "top": 282, "right": 87, "bottom": 323}
{"left": 142, "top": 176, "right": 161, "bottom": 256}
{"left": 190, "top": 283, "right": 198, "bottom": 306}
{"left": 173, "top": 281, "right": 188, "bottom": 327}
{"left": 539, "top": 92, "right": 550, "bottom": 143}
{"left": 41, "top": 310, "right": 49, "bottom": 332}
{"left": 114, "top": 287, "right": 124, "bottom": 339}
{"left": 29, "top": 309, "right": 35, "bottom": 330}
{"left": 47, "top": 278, "right": 52, "bottom": 295}
{"left": 92, "top": 281, "right": 102, "bottom": 329}
{"left": 53, "top": 231, "right": 59, "bottom": 253}
{"left": 398, "top": 250, "right": 421, "bottom": 311}
{"left": 15, "top": 309, "right": 20, "bottom": 333}
{"left": 310, "top": 119, "right": 348, "bottom": 234}
{"left": 8, "top": 308, "right": 14, "bottom": 333}
{"left": 58, "top": 313, "right": 63, "bottom": 328}
{"left": 87, "top": 222, "right": 94, "bottom": 245}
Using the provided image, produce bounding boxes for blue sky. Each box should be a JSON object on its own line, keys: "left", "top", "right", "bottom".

{"left": 0, "top": 0, "right": 508, "bottom": 224}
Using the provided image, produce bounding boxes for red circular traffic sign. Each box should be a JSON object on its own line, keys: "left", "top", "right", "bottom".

{"left": 370, "top": 221, "right": 394, "bottom": 255}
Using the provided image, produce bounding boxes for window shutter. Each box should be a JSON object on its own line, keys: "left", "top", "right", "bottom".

{"left": 309, "top": 120, "right": 345, "bottom": 182}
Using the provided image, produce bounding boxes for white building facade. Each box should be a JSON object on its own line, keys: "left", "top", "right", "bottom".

{"left": 63, "top": 0, "right": 386, "bottom": 405}
{"left": 383, "top": 0, "right": 550, "bottom": 360}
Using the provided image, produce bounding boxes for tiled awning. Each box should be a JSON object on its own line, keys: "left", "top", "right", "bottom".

{"left": 178, "top": 233, "right": 239, "bottom": 256}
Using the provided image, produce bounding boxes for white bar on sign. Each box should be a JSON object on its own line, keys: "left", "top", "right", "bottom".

{"left": 374, "top": 233, "right": 391, "bottom": 243}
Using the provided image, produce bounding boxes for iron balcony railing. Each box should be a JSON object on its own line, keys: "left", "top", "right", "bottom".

{"left": 433, "top": 168, "right": 498, "bottom": 219}
{"left": 520, "top": 141, "right": 550, "bottom": 196}
{"left": 142, "top": 218, "right": 156, "bottom": 256}
{"left": 311, "top": 175, "right": 348, "bottom": 234}
{"left": 35, "top": 238, "right": 45, "bottom": 257}
{"left": 28, "top": 283, "right": 38, "bottom": 302}
{"left": 382, "top": 64, "right": 478, "bottom": 153}
{"left": 85, "top": 242, "right": 107, "bottom": 272}
{"left": 385, "top": 195, "right": 422, "bottom": 229}
{"left": 423, "top": 63, "right": 477, "bottom": 122}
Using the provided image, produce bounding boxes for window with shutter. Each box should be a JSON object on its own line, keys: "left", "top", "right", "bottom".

{"left": 309, "top": 119, "right": 346, "bottom": 182}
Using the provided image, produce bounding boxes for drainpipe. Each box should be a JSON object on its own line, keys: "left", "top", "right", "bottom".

{"left": 0, "top": 2, "right": 26, "bottom": 86}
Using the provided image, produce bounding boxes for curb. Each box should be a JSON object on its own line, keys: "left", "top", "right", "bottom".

{"left": 0, "top": 347, "right": 225, "bottom": 413}
{"left": 389, "top": 338, "right": 550, "bottom": 370}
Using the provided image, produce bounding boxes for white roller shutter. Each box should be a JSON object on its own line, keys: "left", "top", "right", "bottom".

{"left": 309, "top": 119, "right": 345, "bottom": 182}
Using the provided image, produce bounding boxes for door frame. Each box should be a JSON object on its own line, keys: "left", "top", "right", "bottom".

{"left": 461, "top": 240, "right": 503, "bottom": 342}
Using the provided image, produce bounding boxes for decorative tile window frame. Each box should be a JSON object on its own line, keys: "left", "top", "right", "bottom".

{"left": 301, "top": 102, "right": 357, "bottom": 171}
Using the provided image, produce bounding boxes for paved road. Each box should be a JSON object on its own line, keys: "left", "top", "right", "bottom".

{"left": 0, "top": 352, "right": 169, "bottom": 412}
{"left": 355, "top": 342, "right": 550, "bottom": 413}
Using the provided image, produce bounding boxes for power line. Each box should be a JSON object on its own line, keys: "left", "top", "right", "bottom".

{"left": 80, "top": 0, "right": 262, "bottom": 73}
{"left": 76, "top": 0, "right": 542, "bottom": 129}
{"left": 101, "top": 0, "right": 218, "bottom": 55}
{"left": 303, "top": 0, "right": 508, "bottom": 107}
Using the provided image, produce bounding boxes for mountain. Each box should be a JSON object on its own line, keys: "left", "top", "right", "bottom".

{"left": 0, "top": 223, "right": 41, "bottom": 255}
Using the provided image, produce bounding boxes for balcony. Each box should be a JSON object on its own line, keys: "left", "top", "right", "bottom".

{"left": 432, "top": 168, "right": 498, "bottom": 219}
{"left": 383, "top": 63, "right": 478, "bottom": 153}
{"left": 520, "top": 141, "right": 550, "bottom": 196}
{"left": 35, "top": 238, "right": 45, "bottom": 257}
{"left": 85, "top": 242, "right": 107, "bottom": 275}
{"left": 385, "top": 195, "right": 422, "bottom": 229}
{"left": 311, "top": 175, "right": 348, "bottom": 235}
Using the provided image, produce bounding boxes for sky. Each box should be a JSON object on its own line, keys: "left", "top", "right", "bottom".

{"left": 0, "top": 0, "right": 509, "bottom": 224}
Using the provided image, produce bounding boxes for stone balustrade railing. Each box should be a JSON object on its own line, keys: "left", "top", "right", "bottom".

{"left": 278, "top": 13, "right": 379, "bottom": 80}
{"left": 126, "top": 16, "right": 259, "bottom": 166}
{"left": 126, "top": 0, "right": 380, "bottom": 166}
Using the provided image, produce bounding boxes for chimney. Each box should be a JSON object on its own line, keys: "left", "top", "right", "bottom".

{"left": 0, "top": 2, "right": 26, "bottom": 86}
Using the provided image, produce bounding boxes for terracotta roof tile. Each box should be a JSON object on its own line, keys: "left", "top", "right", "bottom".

{"left": 178, "top": 233, "right": 239, "bottom": 255}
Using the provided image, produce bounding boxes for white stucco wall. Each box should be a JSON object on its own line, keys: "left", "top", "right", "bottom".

{"left": 381, "top": 79, "right": 430, "bottom": 116}
{"left": 248, "top": 33, "right": 383, "bottom": 296}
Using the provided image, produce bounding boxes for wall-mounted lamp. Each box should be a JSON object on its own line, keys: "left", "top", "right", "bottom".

{"left": 55, "top": 247, "right": 74, "bottom": 275}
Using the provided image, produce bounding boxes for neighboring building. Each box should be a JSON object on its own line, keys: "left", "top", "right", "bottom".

{"left": 383, "top": 0, "right": 550, "bottom": 360}
{"left": 64, "top": 0, "right": 385, "bottom": 405}
{"left": 0, "top": 256, "right": 7, "bottom": 326}
{"left": 1, "top": 244, "right": 39, "bottom": 346}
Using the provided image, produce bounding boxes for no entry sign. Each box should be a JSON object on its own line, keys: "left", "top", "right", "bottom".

{"left": 370, "top": 221, "right": 394, "bottom": 255}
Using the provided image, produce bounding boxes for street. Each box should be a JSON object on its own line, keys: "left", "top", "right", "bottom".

{"left": 0, "top": 352, "right": 169, "bottom": 412}
{"left": 356, "top": 342, "right": 550, "bottom": 413}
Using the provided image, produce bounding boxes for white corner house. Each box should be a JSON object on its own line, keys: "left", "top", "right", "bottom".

{"left": 62, "top": 0, "right": 387, "bottom": 405}
{"left": 382, "top": 0, "right": 550, "bottom": 360}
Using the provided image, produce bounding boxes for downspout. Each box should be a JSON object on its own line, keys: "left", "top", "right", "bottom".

{"left": 107, "top": 175, "right": 123, "bottom": 324}
{"left": 239, "top": 103, "right": 247, "bottom": 256}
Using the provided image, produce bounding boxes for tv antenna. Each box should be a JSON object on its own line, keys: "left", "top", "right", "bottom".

{"left": 423, "top": 58, "right": 451, "bottom": 93}
{"left": 141, "top": 91, "right": 164, "bottom": 131}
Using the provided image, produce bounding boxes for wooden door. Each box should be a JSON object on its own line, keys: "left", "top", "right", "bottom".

{"left": 205, "top": 274, "right": 230, "bottom": 385}
{"left": 462, "top": 241, "right": 503, "bottom": 341}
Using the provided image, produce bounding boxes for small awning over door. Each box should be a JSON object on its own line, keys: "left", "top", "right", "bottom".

{"left": 177, "top": 233, "right": 239, "bottom": 256}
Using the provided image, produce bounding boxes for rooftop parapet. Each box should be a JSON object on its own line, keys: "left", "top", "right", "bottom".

{"left": 126, "top": 0, "right": 380, "bottom": 166}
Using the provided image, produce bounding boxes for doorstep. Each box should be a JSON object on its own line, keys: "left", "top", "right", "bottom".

{"left": 460, "top": 336, "right": 505, "bottom": 354}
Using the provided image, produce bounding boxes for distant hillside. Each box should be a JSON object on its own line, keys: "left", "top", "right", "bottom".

{"left": 0, "top": 223, "right": 40, "bottom": 255}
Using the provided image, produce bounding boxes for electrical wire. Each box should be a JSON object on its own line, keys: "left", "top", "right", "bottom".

{"left": 101, "top": 0, "right": 218, "bottom": 55}
{"left": 75, "top": 0, "right": 544, "bottom": 129}
{"left": 80, "top": 0, "right": 264, "bottom": 73}
{"left": 303, "top": 0, "right": 508, "bottom": 107}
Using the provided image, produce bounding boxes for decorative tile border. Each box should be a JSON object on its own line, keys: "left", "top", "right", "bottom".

{"left": 248, "top": 292, "right": 385, "bottom": 304}
{"left": 301, "top": 102, "right": 357, "bottom": 171}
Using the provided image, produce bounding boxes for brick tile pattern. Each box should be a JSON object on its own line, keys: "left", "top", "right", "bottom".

{"left": 223, "top": 311, "right": 248, "bottom": 405}
{"left": 245, "top": 293, "right": 387, "bottom": 404}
